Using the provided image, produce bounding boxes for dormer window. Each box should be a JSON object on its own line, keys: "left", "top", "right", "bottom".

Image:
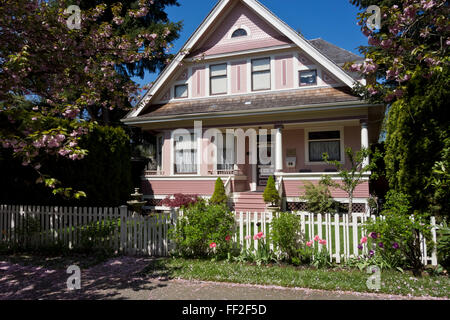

{"left": 231, "top": 28, "right": 247, "bottom": 38}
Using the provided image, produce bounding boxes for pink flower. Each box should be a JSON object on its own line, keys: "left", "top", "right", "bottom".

{"left": 225, "top": 235, "right": 231, "bottom": 242}
{"left": 306, "top": 241, "right": 313, "bottom": 247}
{"left": 319, "top": 239, "right": 327, "bottom": 245}
{"left": 209, "top": 242, "right": 216, "bottom": 249}
{"left": 360, "top": 236, "right": 368, "bottom": 244}
{"left": 244, "top": 235, "right": 251, "bottom": 240}
{"left": 314, "top": 235, "right": 320, "bottom": 242}
{"left": 253, "top": 235, "right": 258, "bottom": 240}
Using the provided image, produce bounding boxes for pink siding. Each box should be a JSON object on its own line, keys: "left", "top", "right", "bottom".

{"left": 275, "top": 54, "right": 294, "bottom": 89}
{"left": 162, "top": 131, "right": 171, "bottom": 174}
{"left": 231, "top": 60, "right": 247, "bottom": 94}
{"left": 192, "top": 66, "right": 206, "bottom": 98}
{"left": 142, "top": 180, "right": 215, "bottom": 196}
{"left": 282, "top": 127, "right": 362, "bottom": 172}
{"left": 283, "top": 180, "right": 370, "bottom": 198}
{"left": 192, "top": 2, "right": 292, "bottom": 57}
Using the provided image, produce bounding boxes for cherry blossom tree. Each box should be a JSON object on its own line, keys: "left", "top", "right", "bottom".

{"left": 0, "top": 0, "right": 178, "bottom": 198}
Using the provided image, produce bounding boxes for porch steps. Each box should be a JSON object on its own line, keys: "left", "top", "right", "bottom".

{"left": 234, "top": 192, "right": 267, "bottom": 213}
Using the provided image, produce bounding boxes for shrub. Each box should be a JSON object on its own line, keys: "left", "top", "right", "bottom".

{"left": 0, "top": 125, "right": 132, "bottom": 207}
{"left": 364, "top": 191, "right": 432, "bottom": 275}
{"left": 301, "top": 181, "right": 336, "bottom": 214}
{"left": 160, "top": 194, "right": 199, "bottom": 209}
{"left": 263, "top": 176, "right": 280, "bottom": 207}
{"left": 170, "top": 199, "right": 235, "bottom": 259}
{"left": 270, "top": 212, "right": 304, "bottom": 262}
{"left": 210, "top": 178, "right": 228, "bottom": 205}
{"left": 437, "top": 220, "right": 450, "bottom": 271}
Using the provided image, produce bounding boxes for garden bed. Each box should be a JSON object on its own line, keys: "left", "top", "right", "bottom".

{"left": 143, "top": 258, "right": 450, "bottom": 298}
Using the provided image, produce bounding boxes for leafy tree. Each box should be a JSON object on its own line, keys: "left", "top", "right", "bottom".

{"left": 347, "top": 0, "right": 449, "bottom": 217}
{"left": 0, "top": 0, "right": 180, "bottom": 197}
{"left": 301, "top": 182, "right": 336, "bottom": 214}
{"left": 210, "top": 178, "right": 228, "bottom": 206}
{"left": 263, "top": 176, "right": 280, "bottom": 207}
{"left": 321, "top": 148, "right": 374, "bottom": 215}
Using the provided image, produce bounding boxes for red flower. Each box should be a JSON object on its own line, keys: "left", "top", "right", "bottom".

{"left": 225, "top": 235, "right": 231, "bottom": 242}
{"left": 209, "top": 242, "right": 217, "bottom": 249}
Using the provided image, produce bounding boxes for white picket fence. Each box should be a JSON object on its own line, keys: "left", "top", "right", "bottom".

{"left": 0, "top": 205, "right": 438, "bottom": 266}
{"left": 0, "top": 205, "right": 172, "bottom": 256}
{"left": 234, "top": 211, "right": 438, "bottom": 266}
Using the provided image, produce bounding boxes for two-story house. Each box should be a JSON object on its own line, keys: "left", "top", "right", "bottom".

{"left": 122, "top": 0, "right": 385, "bottom": 213}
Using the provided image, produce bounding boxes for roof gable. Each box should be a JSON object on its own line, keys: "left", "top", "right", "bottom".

{"left": 188, "top": 1, "right": 292, "bottom": 58}
{"left": 127, "top": 0, "right": 359, "bottom": 119}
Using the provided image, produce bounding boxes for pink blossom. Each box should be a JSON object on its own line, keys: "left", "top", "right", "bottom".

{"left": 360, "top": 236, "right": 368, "bottom": 244}
{"left": 209, "top": 242, "right": 216, "bottom": 249}
{"left": 244, "top": 235, "right": 251, "bottom": 240}
{"left": 314, "top": 235, "right": 320, "bottom": 242}
{"left": 306, "top": 241, "right": 313, "bottom": 247}
{"left": 319, "top": 239, "right": 327, "bottom": 245}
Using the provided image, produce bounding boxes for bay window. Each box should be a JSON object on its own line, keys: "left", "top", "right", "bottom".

{"left": 308, "top": 130, "right": 341, "bottom": 162}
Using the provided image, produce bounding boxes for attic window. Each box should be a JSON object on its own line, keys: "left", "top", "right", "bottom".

{"left": 231, "top": 28, "right": 247, "bottom": 38}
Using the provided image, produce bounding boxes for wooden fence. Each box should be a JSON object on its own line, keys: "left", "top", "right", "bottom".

{"left": 0, "top": 205, "right": 172, "bottom": 256}
{"left": 0, "top": 205, "right": 438, "bottom": 266}
{"left": 234, "top": 211, "right": 438, "bottom": 266}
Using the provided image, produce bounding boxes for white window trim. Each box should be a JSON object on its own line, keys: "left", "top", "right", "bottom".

{"left": 304, "top": 127, "right": 345, "bottom": 166}
{"left": 156, "top": 133, "right": 164, "bottom": 173}
{"left": 171, "top": 129, "right": 200, "bottom": 176}
{"left": 209, "top": 63, "right": 228, "bottom": 96}
{"left": 228, "top": 25, "right": 251, "bottom": 39}
{"left": 173, "top": 82, "right": 188, "bottom": 99}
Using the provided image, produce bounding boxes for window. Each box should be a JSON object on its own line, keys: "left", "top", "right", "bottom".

{"left": 174, "top": 134, "right": 197, "bottom": 174}
{"left": 210, "top": 64, "right": 227, "bottom": 95}
{"left": 215, "top": 133, "right": 235, "bottom": 171}
{"left": 252, "top": 58, "right": 271, "bottom": 91}
{"left": 174, "top": 84, "right": 188, "bottom": 98}
{"left": 156, "top": 135, "right": 163, "bottom": 171}
{"left": 308, "top": 130, "right": 341, "bottom": 162}
{"left": 231, "top": 28, "right": 247, "bottom": 38}
{"left": 299, "top": 70, "right": 317, "bottom": 86}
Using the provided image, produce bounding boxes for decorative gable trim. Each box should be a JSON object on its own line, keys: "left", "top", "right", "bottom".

{"left": 127, "top": 0, "right": 357, "bottom": 119}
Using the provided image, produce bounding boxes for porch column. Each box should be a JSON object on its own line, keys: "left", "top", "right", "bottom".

{"left": 361, "top": 120, "right": 369, "bottom": 167}
{"left": 275, "top": 125, "right": 283, "bottom": 172}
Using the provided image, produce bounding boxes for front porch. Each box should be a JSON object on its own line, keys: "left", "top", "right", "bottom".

{"left": 141, "top": 118, "right": 372, "bottom": 212}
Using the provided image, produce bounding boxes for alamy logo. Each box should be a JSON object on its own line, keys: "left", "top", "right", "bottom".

{"left": 66, "top": 265, "right": 81, "bottom": 290}
{"left": 366, "top": 265, "right": 381, "bottom": 291}
{"left": 366, "top": 5, "right": 381, "bottom": 30}
{"left": 65, "top": 5, "right": 81, "bottom": 30}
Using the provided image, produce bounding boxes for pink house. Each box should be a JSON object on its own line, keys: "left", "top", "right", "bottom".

{"left": 122, "top": 0, "right": 385, "bottom": 213}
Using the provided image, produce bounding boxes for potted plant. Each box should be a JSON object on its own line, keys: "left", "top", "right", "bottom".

{"left": 263, "top": 175, "right": 280, "bottom": 213}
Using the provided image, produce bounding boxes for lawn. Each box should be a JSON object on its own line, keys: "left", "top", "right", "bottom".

{"left": 142, "top": 258, "right": 450, "bottom": 298}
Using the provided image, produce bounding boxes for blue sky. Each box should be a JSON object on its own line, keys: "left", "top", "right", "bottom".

{"left": 133, "top": 0, "right": 368, "bottom": 87}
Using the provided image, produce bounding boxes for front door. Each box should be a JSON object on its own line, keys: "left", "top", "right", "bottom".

{"left": 257, "top": 133, "right": 275, "bottom": 187}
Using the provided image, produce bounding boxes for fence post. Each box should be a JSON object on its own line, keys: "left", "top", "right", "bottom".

{"left": 119, "top": 206, "right": 127, "bottom": 253}
{"left": 431, "top": 216, "right": 438, "bottom": 266}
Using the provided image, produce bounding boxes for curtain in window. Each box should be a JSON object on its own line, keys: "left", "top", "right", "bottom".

{"left": 174, "top": 136, "right": 197, "bottom": 173}
{"left": 217, "top": 133, "right": 235, "bottom": 171}
{"left": 309, "top": 141, "right": 340, "bottom": 162}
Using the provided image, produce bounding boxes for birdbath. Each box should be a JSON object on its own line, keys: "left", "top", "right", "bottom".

{"left": 127, "top": 188, "right": 147, "bottom": 216}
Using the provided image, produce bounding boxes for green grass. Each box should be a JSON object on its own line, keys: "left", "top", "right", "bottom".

{"left": 143, "top": 258, "right": 450, "bottom": 298}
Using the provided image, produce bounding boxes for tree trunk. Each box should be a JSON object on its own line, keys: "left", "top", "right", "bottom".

{"left": 348, "top": 192, "right": 353, "bottom": 216}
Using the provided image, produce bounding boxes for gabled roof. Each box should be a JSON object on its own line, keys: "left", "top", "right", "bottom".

{"left": 126, "top": 0, "right": 360, "bottom": 120}
{"left": 308, "top": 38, "right": 363, "bottom": 65}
